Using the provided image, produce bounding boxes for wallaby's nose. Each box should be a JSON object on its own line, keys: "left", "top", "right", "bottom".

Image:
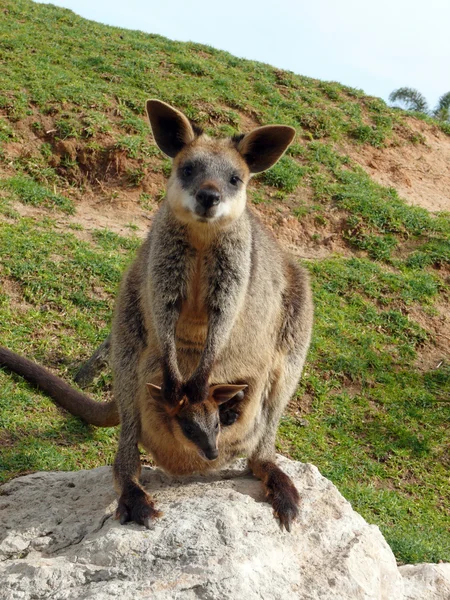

{"left": 196, "top": 188, "right": 221, "bottom": 209}
{"left": 204, "top": 447, "right": 219, "bottom": 461}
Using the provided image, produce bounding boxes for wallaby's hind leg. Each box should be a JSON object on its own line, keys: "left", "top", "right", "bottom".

{"left": 74, "top": 335, "right": 111, "bottom": 388}
{"left": 249, "top": 458, "right": 300, "bottom": 532}
{"left": 248, "top": 362, "right": 306, "bottom": 531}
{"left": 112, "top": 260, "right": 162, "bottom": 527}
{"left": 113, "top": 417, "right": 162, "bottom": 528}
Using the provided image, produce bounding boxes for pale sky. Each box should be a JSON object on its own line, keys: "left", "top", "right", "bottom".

{"left": 35, "top": 0, "right": 450, "bottom": 109}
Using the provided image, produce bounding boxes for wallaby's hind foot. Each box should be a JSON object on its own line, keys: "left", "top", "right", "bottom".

{"left": 250, "top": 459, "right": 300, "bottom": 532}
{"left": 115, "top": 481, "right": 162, "bottom": 528}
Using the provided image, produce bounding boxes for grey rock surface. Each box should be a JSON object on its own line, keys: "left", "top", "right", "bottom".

{"left": 399, "top": 563, "right": 450, "bottom": 600}
{"left": 0, "top": 457, "right": 448, "bottom": 600}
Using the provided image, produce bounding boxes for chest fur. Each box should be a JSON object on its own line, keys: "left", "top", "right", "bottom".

{"left": 175, "top": 252, "right": 208, "bottom": 350}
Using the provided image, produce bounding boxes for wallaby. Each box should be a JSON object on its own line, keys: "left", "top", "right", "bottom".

{"left": 0, "top": 100, "right": 313, "bottom": 531}
{"left": 93, "top": 99, "right": 313, "bottom": 531}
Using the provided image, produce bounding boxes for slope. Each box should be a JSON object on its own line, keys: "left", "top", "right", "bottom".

{"left": 0, "top": 0, "right": 449, "bottom": 564}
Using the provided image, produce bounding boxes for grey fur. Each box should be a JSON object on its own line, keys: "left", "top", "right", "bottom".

{"left": 111, "top": 100, "right": 313, "bottom": 530}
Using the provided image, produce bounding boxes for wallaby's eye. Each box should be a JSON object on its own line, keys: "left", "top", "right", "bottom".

{"left": 183, "top": 165, "right": 193, "bottom": 177}
{"left": 184, "top": 424, "right": 195, "bottom": 436}
{"left": 215, "top": 421, "right": 220, "bottom": 431}
{"left": 230, "top": 175, "right": 241, "bottom": 186}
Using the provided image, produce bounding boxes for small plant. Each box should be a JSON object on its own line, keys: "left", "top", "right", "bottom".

{"left": 138, "top": 192, "right": 153, "bottom": 211}
{"left": 127, "top": 167, "right": 145, "bottom": 186}
{"left": 55, "top": 116, "right": 80, "bottom": 139}
{"left": 260, "top": 155, "right": 305, "bottom": 192}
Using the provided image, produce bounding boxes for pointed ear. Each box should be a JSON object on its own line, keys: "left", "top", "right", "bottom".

{"left": 237, "top": 125, "right": 295, "bottom": 173}
{"left": 146, "top": 99, "right": 196, "bottom": 158}
{"left": 146, "top": 383, "right": 163, "bottom": 402}
{"left": 210, "top": 384, "right": 248, "bottom": 405}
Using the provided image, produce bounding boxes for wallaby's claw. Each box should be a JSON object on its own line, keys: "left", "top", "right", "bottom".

{"left": 161, "top": 375, "right": 183, "bottom": 407}
{"left": 183, "top": 375, "right": 209, "bottom": 404}
{"left": 265, "top": 468, "right": 300, "bottom": 533}
{"left": 116, "top": 484, "right": 161, "bottom": 527}
{"left": 274, "top": 502, "right": 298, "bottom": 532}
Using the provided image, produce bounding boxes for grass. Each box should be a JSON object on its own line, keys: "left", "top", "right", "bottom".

{"left": 0, "top": 175, "right": 75, "bottom": 213}
{"left": 0, "top": 0, "right": 449, "bottom": 566}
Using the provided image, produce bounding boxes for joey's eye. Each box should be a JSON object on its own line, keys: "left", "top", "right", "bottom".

{"left": 230, "top": 175, "right": 241, "bottom": 186}
{"left": 215, "top": 422, "right": 220, "bottom": 431}
{"left": 183, "top": 423, "right": 195, "bottom": 437}
{"left": 183, "top": 165, "right": 193, "bottom": 177}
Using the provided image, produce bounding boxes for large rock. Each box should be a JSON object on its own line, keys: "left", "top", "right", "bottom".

{"left": 399, "top": 564, "right": 450, "bottom": 600}
{"left": 0, "top": 457, "right": 448, "bottom": 599}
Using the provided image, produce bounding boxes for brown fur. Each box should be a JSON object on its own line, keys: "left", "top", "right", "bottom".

{"left": 111, "top": 100, "right": 313, "bottom": 530}
{"left": 0, "top": 346, "right": 119, "bottom": 427}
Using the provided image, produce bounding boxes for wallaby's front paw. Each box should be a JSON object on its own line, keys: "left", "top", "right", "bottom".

{"left": 266, "top": 469, "right": 300, "bottom": 532}
{"left": 116, "top": 484, "right": 162, "bottom": 528}
{"left": 183, "top": 375, "right": 209, "bottom": 404}
{"left": 162, "top": 372, "right": 183, "bottom": 407}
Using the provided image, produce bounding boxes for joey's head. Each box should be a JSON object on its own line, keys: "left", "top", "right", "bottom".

{"left": 147, "top": 383, "right": 247, "bottom": 461}
{"left": 145, "top": 99, "right": 295, "bottom": 228}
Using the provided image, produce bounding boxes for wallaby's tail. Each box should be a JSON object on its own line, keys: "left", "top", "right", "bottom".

{"left": 0, "top": 346, "right": 120, "bottom": 427}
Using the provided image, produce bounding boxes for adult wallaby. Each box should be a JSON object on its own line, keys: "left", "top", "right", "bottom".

{"left": 110, "top": 100, "right": 313, "bottom": 530}
{"left": 0, "top": 100, "right": 313, "bottom": 531}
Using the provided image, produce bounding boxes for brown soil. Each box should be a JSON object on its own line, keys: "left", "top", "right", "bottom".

{"left": 341, "top": 119, "right": 450, "bottom": 213}
{"left": 409, "top": 302, "right": 450, "bottom": 371}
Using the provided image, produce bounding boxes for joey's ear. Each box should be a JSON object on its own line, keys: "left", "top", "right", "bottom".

{"left": 146, "top": 383, "right": 163, "bottom": 402}
{"left": 146, "top": 99, "right": 196, "bottom": 158}
{"left": 237, "top": 125, "right": 296, "bottom": 173}
{"left": 210, "top": 384, "right": 248, "bottom": 405}
{"left": 147, "top": 383, "right": 188, "bottom": 415}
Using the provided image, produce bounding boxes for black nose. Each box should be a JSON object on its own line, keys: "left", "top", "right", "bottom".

{"left": 204, "top": 447, "right": 219, "bottom": 461}
{"left": 196, "top": 188, "right": 221, "bottom": 209}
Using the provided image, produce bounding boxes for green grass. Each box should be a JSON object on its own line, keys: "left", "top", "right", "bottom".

{"left": 0, "top": 174, "right": 75, "bottom": 213}
{"left": 0, "top": 0, "right": 449, "bottom": 566}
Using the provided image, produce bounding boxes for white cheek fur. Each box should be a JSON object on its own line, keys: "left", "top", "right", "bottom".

{"left": 168, "top": 179, "right": 247, "bottom": 223}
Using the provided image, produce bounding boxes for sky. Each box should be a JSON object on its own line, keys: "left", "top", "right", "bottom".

{"left": 34, "top": 0, "right": 450, "bottom": 109}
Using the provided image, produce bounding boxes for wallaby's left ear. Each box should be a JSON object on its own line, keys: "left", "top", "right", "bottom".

{"left": 237, "top": 125, "right": 296, "bottom": 173}
{"left": 210, "top": 384, "right": 248, "bottom": 405}
{"left": 146, "top": 99, "right": 196, "bottom": 158}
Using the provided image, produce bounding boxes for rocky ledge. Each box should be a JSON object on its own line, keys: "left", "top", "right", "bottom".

{"left": 0, "top": 457, "right": 448, "bottom": 599}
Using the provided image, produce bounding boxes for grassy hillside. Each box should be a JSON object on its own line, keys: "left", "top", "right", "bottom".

{"left": 0, "top": 0, "right": 449, "bottom": 564}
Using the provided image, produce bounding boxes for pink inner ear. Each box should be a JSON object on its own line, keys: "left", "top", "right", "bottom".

{"left": 210, "top": 384, "right": 248, "bottom": 404}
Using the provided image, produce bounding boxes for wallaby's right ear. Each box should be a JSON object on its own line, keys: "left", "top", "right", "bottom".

{"left": 146, "top": 99, "right": 196, "bottom": 158}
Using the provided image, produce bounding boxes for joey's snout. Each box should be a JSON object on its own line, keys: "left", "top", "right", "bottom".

{"left": 199, "top": 445, "right": 219, "bottom": 461}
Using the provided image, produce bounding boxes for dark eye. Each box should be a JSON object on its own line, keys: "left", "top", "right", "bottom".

{"left": 230, "top": 175, "right": 241, "bottom": 186}
{"left": 183, "top": 423, "right": 195, "bottom": 437}
{"left": 183, "top": 165, "right": 193, "bottom": 177}
{"left": 215, "top": 421, "right": 220, "bottom": 431}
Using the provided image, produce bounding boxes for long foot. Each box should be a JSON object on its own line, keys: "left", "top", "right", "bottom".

{"left": 250, "top": 460, "right": 300, "bottom": 532}
{"left": 115, "top": 482, "right": 162, "bottom": 528}
{"left": 265, "top": 466, "right": 300, "bottom": 532}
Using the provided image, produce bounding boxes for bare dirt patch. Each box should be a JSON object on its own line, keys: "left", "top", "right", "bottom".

{"left": 341, "top": 119, "right": 450, "bottom": 213}
{"left": 252, "top": 186, "right": 353, "bottom": 260}
{"left": 10, "top": 188, "right": 155, "bottom": 243}
{"left": 409, "top": 301, "right": 450, "bottom": 372}
{"left": 0, "top": 277, "right": 32, "bottom": 313}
